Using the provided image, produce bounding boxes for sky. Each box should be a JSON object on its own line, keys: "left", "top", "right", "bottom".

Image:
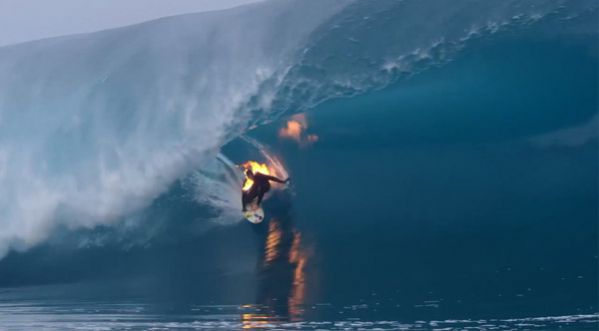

{"left": 0, "top": 0, "right": 261, "bottom": 47}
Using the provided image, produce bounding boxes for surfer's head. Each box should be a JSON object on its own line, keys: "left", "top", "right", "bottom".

{"left": 245, "top": 168, "right": 254, "bottom": 178}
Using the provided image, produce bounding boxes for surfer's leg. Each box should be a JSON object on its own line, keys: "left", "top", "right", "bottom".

{"left": 242, "top": 191, "right": 256, "bottom": 211}
{"left": 256, "top": 186, "right": 270, "bottom": 205}
{"left": 241, "top": 194, "right": 248, "bottom": 211}
{"left": 256, "top": 191, "right": 264, "bottom": 205}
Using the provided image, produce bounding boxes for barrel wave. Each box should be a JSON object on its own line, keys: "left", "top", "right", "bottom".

{"left": 0, "top": 0, "right": 596, "bottom": 262}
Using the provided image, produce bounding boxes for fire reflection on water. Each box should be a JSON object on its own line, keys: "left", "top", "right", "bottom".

{"left": 288, "top": 229, "right": 306, "bottom": 317}
{"left": 241, "top": 313, "right": 271, "bottom": 329}
{"left": 264, "top": 220, "right": 282, "bottom": 265}
{"left": 242, "top": 216, "right": 309, "bottom": 328}
{"left": 263, "top": 218, "right": 308, "bottom": 319}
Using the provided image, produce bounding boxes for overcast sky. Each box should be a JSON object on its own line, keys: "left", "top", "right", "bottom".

{"left": 0, "top": 0, "right": 262, "bottom": 47}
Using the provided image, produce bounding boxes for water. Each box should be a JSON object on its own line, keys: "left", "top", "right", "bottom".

{"left": 0, "top": 0, "right": 597, "bottom": 330}
{"left": 1, "top": 301, "right": 597, "bottom": 330}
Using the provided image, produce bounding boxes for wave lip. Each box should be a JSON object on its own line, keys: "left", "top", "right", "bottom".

{"left": 254, "top": 0, "right": 597, "bottom": 118}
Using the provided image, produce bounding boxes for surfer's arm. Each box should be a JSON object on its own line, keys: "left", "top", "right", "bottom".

{"left": 264, "top": 175, "right": 288, "bottom": 184}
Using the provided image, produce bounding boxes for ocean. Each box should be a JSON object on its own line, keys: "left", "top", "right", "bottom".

{"left": 0, "top": 0, "right": 597, "bottom": 330}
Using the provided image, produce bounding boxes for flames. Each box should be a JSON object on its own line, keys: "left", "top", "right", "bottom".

{"left": 241, "top": 161, "right": 272, "bottom": 191}
{"left": 278, "top": 113, "right": 319, "bottom": 147}
{"left": 241, "top": 159, "right": 287, "bottom": 193}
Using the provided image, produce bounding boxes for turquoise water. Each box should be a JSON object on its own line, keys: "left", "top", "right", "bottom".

{"left": 0, "top": 1, "right": 597, "bottom": 330}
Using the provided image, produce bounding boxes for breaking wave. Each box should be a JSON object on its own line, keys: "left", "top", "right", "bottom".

{"left": 0, "top": 0, "right": 596, "bottom": 257}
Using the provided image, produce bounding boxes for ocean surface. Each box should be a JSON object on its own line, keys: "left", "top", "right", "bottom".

{"left": 0, "top": 1, "right": 597, "bottom": 330}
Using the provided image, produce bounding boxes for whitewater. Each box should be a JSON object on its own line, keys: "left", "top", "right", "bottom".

{"left": 0, "top": 0, "right": 596, "bottom": 259}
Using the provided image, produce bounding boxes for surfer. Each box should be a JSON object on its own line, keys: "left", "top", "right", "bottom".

{"left": 242, "top": 168, "right": 289, "bottom": 210}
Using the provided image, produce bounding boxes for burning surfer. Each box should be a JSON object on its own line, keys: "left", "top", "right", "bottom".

{"left": 242, "top": 167, "right": 289, "bottom": 211}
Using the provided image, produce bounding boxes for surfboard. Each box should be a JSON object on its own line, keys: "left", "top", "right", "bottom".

{"left": 243, "top": 204, "right": 264, "bottom": 224}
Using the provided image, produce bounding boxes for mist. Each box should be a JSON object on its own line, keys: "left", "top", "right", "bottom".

{"left": 0, "top": 0, "right": 262, "bottom": 47}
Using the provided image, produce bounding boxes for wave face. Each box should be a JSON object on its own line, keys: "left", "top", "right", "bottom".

{"left": 0, "top": 0, "right": 596, "bottom": 258}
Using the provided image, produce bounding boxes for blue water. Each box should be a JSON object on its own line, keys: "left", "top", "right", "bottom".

{"left": 0, "top": 1, "right": 597, "bottom": 330}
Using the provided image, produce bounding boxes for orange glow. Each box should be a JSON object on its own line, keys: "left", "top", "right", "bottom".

{"left": 256, "top": 218, "right": 309, "bottom": 320}
{"left": 288, "top": 229, "right": 307, "bottom": 319}
{"left": 241, "top": 161, "right": 272, "bottom": 191}
{"left": 278, "top": 113, "right": 318, "bottom": 147}
{"left": 307, "top": 134, "right": 319, "bottom": 143}
{"left": 280, "top": 120, "right": 303, "bottom": 142}
{"left": 241, "top": 313, "right": 271, "bottom": 329}
{"left": 264, "top": 220, "right": 282, "bottom": 265}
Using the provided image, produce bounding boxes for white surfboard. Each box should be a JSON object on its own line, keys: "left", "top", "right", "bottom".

{"left": 243, "top": 205, "right": 264, "bottom": 224}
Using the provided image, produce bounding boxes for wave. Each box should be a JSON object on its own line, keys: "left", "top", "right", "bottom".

{"left": 0, "top": 0, "right": 348, "bottom": 257}
{"left": 0, "top": 0, "right": 596, "bottom": 258}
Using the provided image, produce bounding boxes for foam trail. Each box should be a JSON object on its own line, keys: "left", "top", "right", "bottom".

{"left": 187, "top": 153, "right": 245, "bottom": 226}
